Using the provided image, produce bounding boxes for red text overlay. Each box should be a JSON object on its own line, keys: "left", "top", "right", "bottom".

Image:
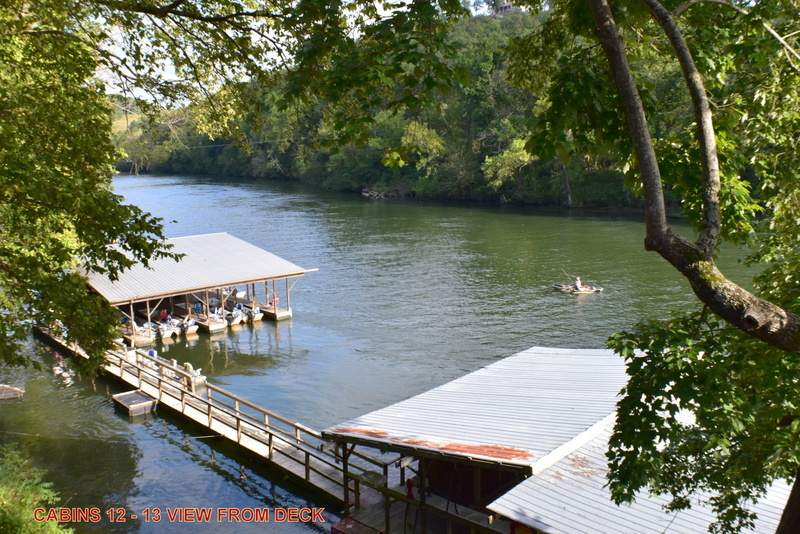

{"left": 34, "top": 507, "right": 326, "bottom": 524}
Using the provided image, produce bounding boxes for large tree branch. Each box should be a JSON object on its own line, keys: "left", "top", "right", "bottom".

{"left": 586, "top": 0, "right": 669, "bottom": 244}
{"left": 95, "top": 0, "right": 284, "bottom": 23}
{"left": 639, "top": 0, "right": 720, "bottom": 257}
{"left": 587, "top": 0, "right": 800, "bottom": 351}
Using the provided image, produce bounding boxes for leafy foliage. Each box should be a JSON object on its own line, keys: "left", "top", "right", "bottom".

{"left": 608, "top": 312, "right": 800, "bottom": 533}
{"left": 0, "top": 445, "right": 73, "bottom": 533}
{"left": 0, "top": 4, "right": 175, "bottom": 370}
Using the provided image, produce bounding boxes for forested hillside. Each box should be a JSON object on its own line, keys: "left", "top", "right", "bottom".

{"left": 114, "top": 11, "right": 670, "bottom": 209}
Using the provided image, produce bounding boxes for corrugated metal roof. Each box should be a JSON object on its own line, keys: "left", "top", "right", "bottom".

{"left": 324, "top": 347, "right": 628, "bottom": 469}
{"left": 82, "top": 233, "right": 315, "bottom": 305}
{"left": 487, "top": 420, "right": 791, "bottom": 534}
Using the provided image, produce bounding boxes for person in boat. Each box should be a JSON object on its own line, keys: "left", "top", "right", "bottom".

{"left": 574, "top": 277, "right": 583, "bottom": 291}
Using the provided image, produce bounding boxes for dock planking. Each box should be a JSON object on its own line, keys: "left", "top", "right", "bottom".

{"left": 36, "top": 322, "right": 463, "bottom": 531}
{"left": 102, "top": 344, "right": 384, "bottom": 506}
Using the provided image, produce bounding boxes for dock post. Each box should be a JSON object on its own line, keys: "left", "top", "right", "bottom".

{"left": 342, "top": 445, "right": 352, "bottom": 514}
{"left": 385, "top": 494, "right": 392, "bottom": 534}
{"left": 420, "top": 463, "right": 428, "bottom": 534}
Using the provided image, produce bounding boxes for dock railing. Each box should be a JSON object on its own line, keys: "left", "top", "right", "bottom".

{"left": 103, "top": 342, "right": 387, "bottom": 505}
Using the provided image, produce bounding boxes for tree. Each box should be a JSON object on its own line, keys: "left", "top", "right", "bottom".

{"left": 481, "top": 138, "right": 536, "bottom": 192}
{"left": 0, "top": 0, "right": 466, "bottom": 370}
{"left": 506, "top": 0, "right": 800, "bottom": 531}
{"left": 0, "top": 3, "right": 175, "bottom": 370}
{"left": 0, "top": 445, "right": 73, "bottom": 533}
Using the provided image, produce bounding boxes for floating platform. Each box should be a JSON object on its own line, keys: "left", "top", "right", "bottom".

{"left": 112, "top": 390, "right": 157, "bottom": 416}
{"left": 0, "top": 384, "right": 24, "bottom": 401}
{"left": 121, "top": 331, "right": 155, "bottom": 347}
{"left": 238, "top": 300, "right": 292, "bottom": 321}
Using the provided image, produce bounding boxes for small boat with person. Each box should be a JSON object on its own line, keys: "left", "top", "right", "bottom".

{"left": 553, "top": 276, "right": 604, "bottom": 295}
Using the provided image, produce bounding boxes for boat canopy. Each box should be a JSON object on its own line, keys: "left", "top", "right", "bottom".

{"left": 82, "top": 232, "right": 317, "bottom": 305}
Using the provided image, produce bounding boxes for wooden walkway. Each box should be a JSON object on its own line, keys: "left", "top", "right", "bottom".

{"left": 102, "top": 343, "right": 387, "bottom": 506}
{"left": 36, "top": 328, "right": 514, "bottom": 533}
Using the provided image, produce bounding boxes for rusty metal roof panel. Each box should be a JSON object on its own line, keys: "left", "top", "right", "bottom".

{"left": 487, "top": 421, "right": 790, "bottom": 533}
{"left": 324, "top": 347, "right": 628, "bottom": 468}
{"left": 83, "top": 233, "right": 314, "bottom": 305}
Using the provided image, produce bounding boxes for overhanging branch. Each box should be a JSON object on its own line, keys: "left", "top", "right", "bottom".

{"left": 639, "top": 0, "right": 721, "bottom": 257}
{"left": 587, "top": 0, "right": 800, "bottom": 351}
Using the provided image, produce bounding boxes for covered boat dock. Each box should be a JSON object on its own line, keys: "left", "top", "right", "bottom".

{"left": 322, "top": 347, "right": 790, "bottom": 533}
{"left": 82, "top": 232, "right": 317, "bottom": 345}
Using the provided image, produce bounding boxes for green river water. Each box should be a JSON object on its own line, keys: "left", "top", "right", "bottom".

{"left": 0, "top": 175, "right": 756, "bottom": 533}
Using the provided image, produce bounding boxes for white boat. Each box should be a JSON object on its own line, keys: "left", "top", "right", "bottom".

{"left": 140, "top": 321, "right": 179, "bottom": 339}
{"left": 225, "top": 306, "right": 244, "bottom": 326}
{"left": 169, "top": 316, "right": 199, "bottom": 336}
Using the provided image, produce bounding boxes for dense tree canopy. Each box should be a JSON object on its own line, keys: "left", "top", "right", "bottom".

{"left": 117, "top": 11, "right": 644, "bottom": 207}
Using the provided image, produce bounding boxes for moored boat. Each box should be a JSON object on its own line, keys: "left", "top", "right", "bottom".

{"left": 233, "top": 298, "right": 264, "bottom": 322}
{"left": 169, "top": 316, "right": 199, "bottom": 335}
{"left": 139, "top": 321, "right": 179, "bottom": 339}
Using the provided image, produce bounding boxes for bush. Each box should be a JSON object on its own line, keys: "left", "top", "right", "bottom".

{"left": 0, "top": 445, "right": 73, "bottom": 533}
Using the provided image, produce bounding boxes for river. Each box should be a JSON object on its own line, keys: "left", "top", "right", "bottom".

{"left": 0, "top": 175, "right": 756, "bottom": 533}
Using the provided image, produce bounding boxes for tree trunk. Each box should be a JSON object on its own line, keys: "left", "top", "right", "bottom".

{"left": 587, "top": 0, "right": 800, "bottom": 351}
{"left": 776, "top": 468, "right": 800, "bottom": 533}
{"left": 561, "top": 163, "right": 572, "bottom": 208}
